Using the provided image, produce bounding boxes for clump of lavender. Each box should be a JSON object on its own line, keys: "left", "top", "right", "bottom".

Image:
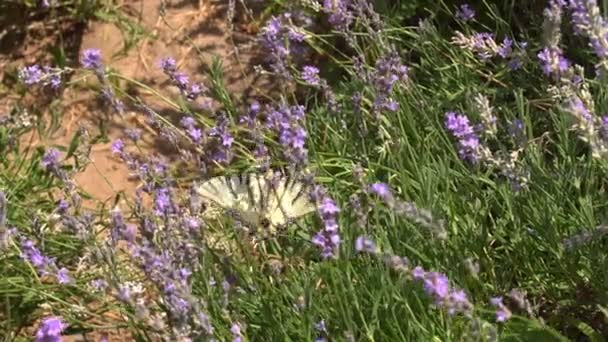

{"left": 311, "top": 186, "right": 340, "bottom": 259}
{"left": 541, "top": 0, "right": 566, "bottom": 49}
{"left": 455, "top": 4, "right": 475, "bottom": 22}
{"left": 444, "top": 107, "right": 530, "bottom": 190}
{"left": 231, "top": 323, "right": 244, "bottom": 342}
{"left": 323, "top": 0, "right": 353, "bottom": 30}
{"left": 564, "top": 95, "right": 608, "bottom": 158}
{"left": 537, "top": 47, "right": 570, "bottom": 78}
{"left": 568, "top": 0, "right": 608, "bottom": 76}
{"left": 19, "top": 65, "right": 64, "bottom": 89}
{"left": 489, "top": 297, "right": 512, "bottom": 322}
{"left": 355, "top": 50, "right": 409, "bottom": 115}
{"left": 563, "top": 224, "right": 608, "bottom": 250}
{"left": 259, "top": 12, "right": 310, "bottom": 80}
{"left": 536, "top": 1, "right": 608, "bottom": 159}
{"left": 239, "top": 102, "right": 269, "bottom": 170}
{"left": 452, "top": 31, "right": 526, "bottom": 69}
{"left": 79, "top": 49, "right": 124, "bottom": 114}
{"left": 444, "top": 111, "right": 487, "bottom": 164}
{"left": 20, "top": 237, "right": 71, "bottom": 284}
{"left": 159, "top": 57, "right": 207, "bottom": 101}
{"left": 367, "top": 182, "right": 447, "bottom": 239}
{"left": 209, "top": 114, "right": 235, "bottom": 165}
{"left": 81, "top": 48, "right": 103, "bottom": 70}
{"left": 355, "top": 236, "right": 472, "bottom": 316}
{"left": 266, "top": 102, "right": 309, "bottom": 166}
{"left": 115, "top": 182, "right": 214, "bottom": 339}
{"left": 35, "top": 316, "right": 67, "bottom": 342}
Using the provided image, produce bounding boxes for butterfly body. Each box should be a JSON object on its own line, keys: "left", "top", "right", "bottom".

{"left": 195, "top": 171, "right": 316, "bottom": 234}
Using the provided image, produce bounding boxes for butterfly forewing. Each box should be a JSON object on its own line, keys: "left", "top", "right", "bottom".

{"left": 196, "top": 176, "right": 237, "bottom": 208}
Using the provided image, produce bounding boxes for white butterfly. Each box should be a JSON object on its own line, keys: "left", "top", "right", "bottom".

{"left": 195, "top": 171, "right": 317, "bottom": 233}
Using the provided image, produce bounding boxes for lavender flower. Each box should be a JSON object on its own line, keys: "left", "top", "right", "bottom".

{"left": 323, "top": 0, "right": 353, "bottom": 30}
{"left": 542, "top": 0, "right": 565, "bottom": 48}
{"left": 0, "top": 191, "right": 6, "bottom": 229}
{"left": 354, "top": 235, "right": 377, "bottom": 254}
{"left": 266, "top": 103, "right": 309, "bottom": 165}
{"left": 301, "top": 65, "right": 321, "bottom": 86}
{"left": 412, "top": 267, "right": 473, "bottom": 315}
{"left": 473, "top": 94, "right": 497, "bottom": 137}
{"left": 563, "top": 224, "right": 608, "bottom": 250}
{"left": 231, "top": 323, "right": 243, "bottom": 342}
{"left": 20, "top": 65, "right": 43, "bottom": 85}
{"left": 20, "top": 237, "right": 70, "bottom": 283}
{"left": 209, "top": 114, "right": 234, "bottom": 164}
{"left": 537, "top": 47, "right": 570, "bottom": 76}
{"left": 41, "top": 148, "right": 61, "bottom": 171}
{"left": 90, "top": 279, "right": 108, "bottom": 292}
{"left": 455, "top": 4, "right": 475, "bottom": 21}
{"left": 56, "top": 267, "right": 72, "bottom": 284}
{"left": 159, "top": 57, "right": 206, "bottom": 101}
{"left": 125, "top": 128, "right": 142, "bottom": 142}
{"left": 100, "top": 87, "right": 125, "bottom": 115}
{"left": 81, "top": 49, "right": 103, "bottom": 70}
{"left": 368, "top": 51, "right": 409, "bottom": 114}
{"left": 259, "top": 13, "right": 311, "bottom": 79}
{"left": 452, "top": 31, "right": 522, "bottom": 62}
{"left": 19, "top": 65, "right": 65, "bottom": 89}
{"left": 36, "top": 316, "right": 66, "bottom": 342}
{"left": 368, "top": 182, "right": 393, "bottom": 201}
{"left": 568, "top": 1, "right": 608, "bottom": 74}
{"left": 314, "top": 319, "right": 329, "bottom": 342}
{"left": 601, "top": 115, "right": 608, "bottom": 139}
{"left": 444, "top": 111, "right": 482, "bottom": 163}
{"left": 497, "top": 38, "right": 513, "bottom": 58}
{"left": 490, "top": 296, "right": 512, "bottom": 322}
{"left": 367, "top": 181, "right": 446, "bottom": 238}
{"left": 312, "top": 188, "right": 340, "bottom": 259}
{"left": 111, "top": 139, "right": 125, "bottom": 155}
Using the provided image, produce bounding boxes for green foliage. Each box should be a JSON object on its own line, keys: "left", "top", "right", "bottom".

{"left": 5, "top": 0, "right": 608, "bottom": 340}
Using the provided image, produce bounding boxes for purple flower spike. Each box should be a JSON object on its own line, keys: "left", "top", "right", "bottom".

{"left": 41, "top": 148, "right": 61, "bottom": 170}
{"left": 81, "top": 49, "right": 103, "bottom": 69}
{"left": 20, "top": 65, "right": 43, "bottom": 85}
{"left": 368, "top": 182, "right": 393, "bottom": 201}
{"left": 301, "top": 65, "right": 321, "bottom": 86}
{"left": 455, "top": 4, "right": 475, "bottom": 21}
{"left": 490, "top": 296, "right": 512, "bottom": 322}
{"left": 36, "top": 316, "right": 66, "bottom": 342}
{"left": 355, "top": 236, "right": 377, "bottom": 254}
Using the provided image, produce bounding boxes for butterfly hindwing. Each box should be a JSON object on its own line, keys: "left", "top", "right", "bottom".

{"left": 266, "top": 174, "right": 316, "bottom": 227}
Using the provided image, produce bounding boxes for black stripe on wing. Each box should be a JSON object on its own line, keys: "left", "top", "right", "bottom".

{"left": 224, "top": 175, "right": 239, "bottom": 200}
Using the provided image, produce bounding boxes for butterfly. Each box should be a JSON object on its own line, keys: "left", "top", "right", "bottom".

{"left": 195, "top": 171, "right": 317, "bottom": 235}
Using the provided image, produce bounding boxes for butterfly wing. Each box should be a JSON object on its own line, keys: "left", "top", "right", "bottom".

{"left": 196, "top": 176, "right": 237, "bottom": 209}
{"left": 196, "top": 172, "right": 315, "bottom": 229}
{"left": 267, "top": 174, "right": 316, "bottom": 227}
{"left": 196, "top": 174, "right": 265, "bottom": 227}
